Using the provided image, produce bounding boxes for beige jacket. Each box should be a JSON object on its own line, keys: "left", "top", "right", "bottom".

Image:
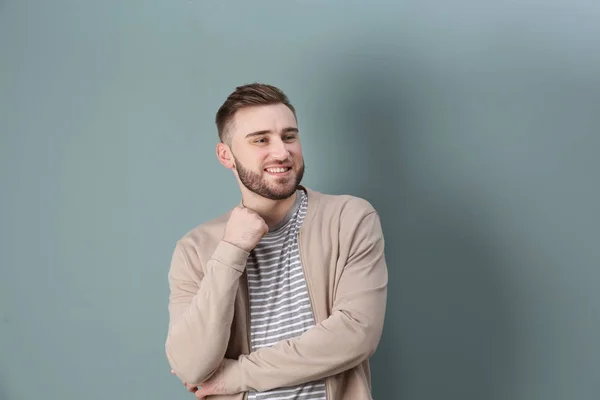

{"left": 165, "top": 186, "right": 388, "bottom": 399}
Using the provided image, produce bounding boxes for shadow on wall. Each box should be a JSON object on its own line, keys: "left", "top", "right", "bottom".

{"left": 327, "top": 53, "right": 518, "bottom": 399}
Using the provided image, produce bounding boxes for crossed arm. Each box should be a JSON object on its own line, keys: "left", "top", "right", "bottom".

{"left": 165, "top": 211, "right": 388, "bottom": 394}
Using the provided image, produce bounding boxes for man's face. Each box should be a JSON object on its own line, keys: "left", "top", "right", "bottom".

{"left": 226, "top": 103, "right": 304, "bottom": 200}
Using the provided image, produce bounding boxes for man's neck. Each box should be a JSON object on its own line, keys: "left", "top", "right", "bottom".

{"left": 241, "top": 190, "right": 298, "bottom": 229}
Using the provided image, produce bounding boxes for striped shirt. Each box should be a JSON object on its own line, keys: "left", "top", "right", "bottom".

{"left": 246, "top": 189, "right": 327, "bottom": 400}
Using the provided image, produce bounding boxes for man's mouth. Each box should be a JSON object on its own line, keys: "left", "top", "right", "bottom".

{"left": 264, "top": 167, "right": 292, "bottom": 175}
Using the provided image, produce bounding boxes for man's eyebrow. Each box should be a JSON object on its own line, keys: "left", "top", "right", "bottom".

{"left": 245, "top": 130, "right": 270, "bottom": 139}
{"left": 244, "top": 127, "right": 299, "bottom": 139}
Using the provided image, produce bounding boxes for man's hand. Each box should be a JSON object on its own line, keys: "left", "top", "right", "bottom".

{"left": 171, "top": 362, "right": 231, "bottom": 399}
{"left": 223, "top": 206, "right": 269, "bottom": 253}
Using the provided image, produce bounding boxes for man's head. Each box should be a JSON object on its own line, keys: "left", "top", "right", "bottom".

{"left": 215, "top": 83, "right": 305, "bottom": 201}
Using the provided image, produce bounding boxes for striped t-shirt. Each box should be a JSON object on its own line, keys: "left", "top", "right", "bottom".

{"left": 245, "top": 189, "right": 327, "bottom": 400}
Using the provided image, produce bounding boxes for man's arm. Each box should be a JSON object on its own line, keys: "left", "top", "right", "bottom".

{"left": 219, "top": 210, "right": 388, "bottom": 393}
{"left": 165, "top": 239, "right": 250, "bottom": 385}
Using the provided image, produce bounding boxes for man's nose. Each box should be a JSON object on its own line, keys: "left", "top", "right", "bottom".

{"left": 270, "top": 139, "right": 291, "bottom": 160}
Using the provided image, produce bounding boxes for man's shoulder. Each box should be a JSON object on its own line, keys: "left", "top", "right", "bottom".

{"left": 305, "top": 188, "right": 383, "bottom": 243}
{"left": 306, "top": 187, "right": 378, "bottom": 217}
{"left": 175, "top": 210, "right": 231, "bottom": 251}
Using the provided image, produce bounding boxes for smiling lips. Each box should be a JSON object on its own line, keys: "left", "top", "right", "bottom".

{"left": 264, "top": 166, "right": 292, "bottom": 175}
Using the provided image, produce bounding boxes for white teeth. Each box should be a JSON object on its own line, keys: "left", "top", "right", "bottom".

{"left": 266, "top": 167, "right": 288, "bottom": 173}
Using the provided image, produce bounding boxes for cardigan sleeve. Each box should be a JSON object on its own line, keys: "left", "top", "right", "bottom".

{"left": 165, "top": 240, "right": 250, "bottom": 385}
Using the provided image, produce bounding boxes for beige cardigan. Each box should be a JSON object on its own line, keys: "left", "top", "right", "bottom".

{"left": 165, "top": 186, "right": 388, "bottom": 399}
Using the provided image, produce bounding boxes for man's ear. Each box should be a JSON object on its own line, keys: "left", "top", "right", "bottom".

{"left": 216, "top": 142, "right": 234, "bottom": 169}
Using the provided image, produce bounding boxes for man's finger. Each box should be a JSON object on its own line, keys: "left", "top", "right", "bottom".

{"left": 196, "top": 385, "right": 213, "bottom": 399}
{"left": 185, "top": 383, "right": 198, "bottom": 393}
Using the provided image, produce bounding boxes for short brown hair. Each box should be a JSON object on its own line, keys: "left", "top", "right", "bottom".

{"left": 215, "top": 83, "right": 296, "bottom": 145}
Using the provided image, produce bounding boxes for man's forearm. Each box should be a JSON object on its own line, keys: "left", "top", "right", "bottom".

{"left": 166, "top": 240, "right": 250, "bottom": 385}
{"left": 220, "top": 303, "right": 385, "bottom": 393}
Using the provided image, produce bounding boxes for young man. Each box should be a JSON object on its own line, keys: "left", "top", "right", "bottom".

{"left": 165, "top": 83, "right": 388, "bottom": 400}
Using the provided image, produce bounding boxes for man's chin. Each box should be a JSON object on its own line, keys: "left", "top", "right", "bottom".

{"left": 262, "top": 184, "right": 298, "bottom": 200}
{"left": 269, "top": 188, "right": 297, "bottom": 199}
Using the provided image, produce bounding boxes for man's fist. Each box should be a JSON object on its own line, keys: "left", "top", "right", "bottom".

{"left": 222, "top": 206, "right": 269, "bottom": 252}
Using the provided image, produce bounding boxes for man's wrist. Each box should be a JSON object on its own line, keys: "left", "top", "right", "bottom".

{"left": 211, "top": 240, "right": 250, "bottom": 273}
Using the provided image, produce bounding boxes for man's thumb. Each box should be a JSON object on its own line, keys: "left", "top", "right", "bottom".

{"left": 195, "top": 386, "right": 206, "bottom": 399}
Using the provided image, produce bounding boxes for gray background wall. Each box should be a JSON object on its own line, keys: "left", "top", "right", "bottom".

{"left": 1, "top": 1, "right": 599, "bottom": 399}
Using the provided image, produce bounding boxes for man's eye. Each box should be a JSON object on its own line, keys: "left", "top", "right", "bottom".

{"left": 254, "top": 138, "right": 267, "bottom": 143}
